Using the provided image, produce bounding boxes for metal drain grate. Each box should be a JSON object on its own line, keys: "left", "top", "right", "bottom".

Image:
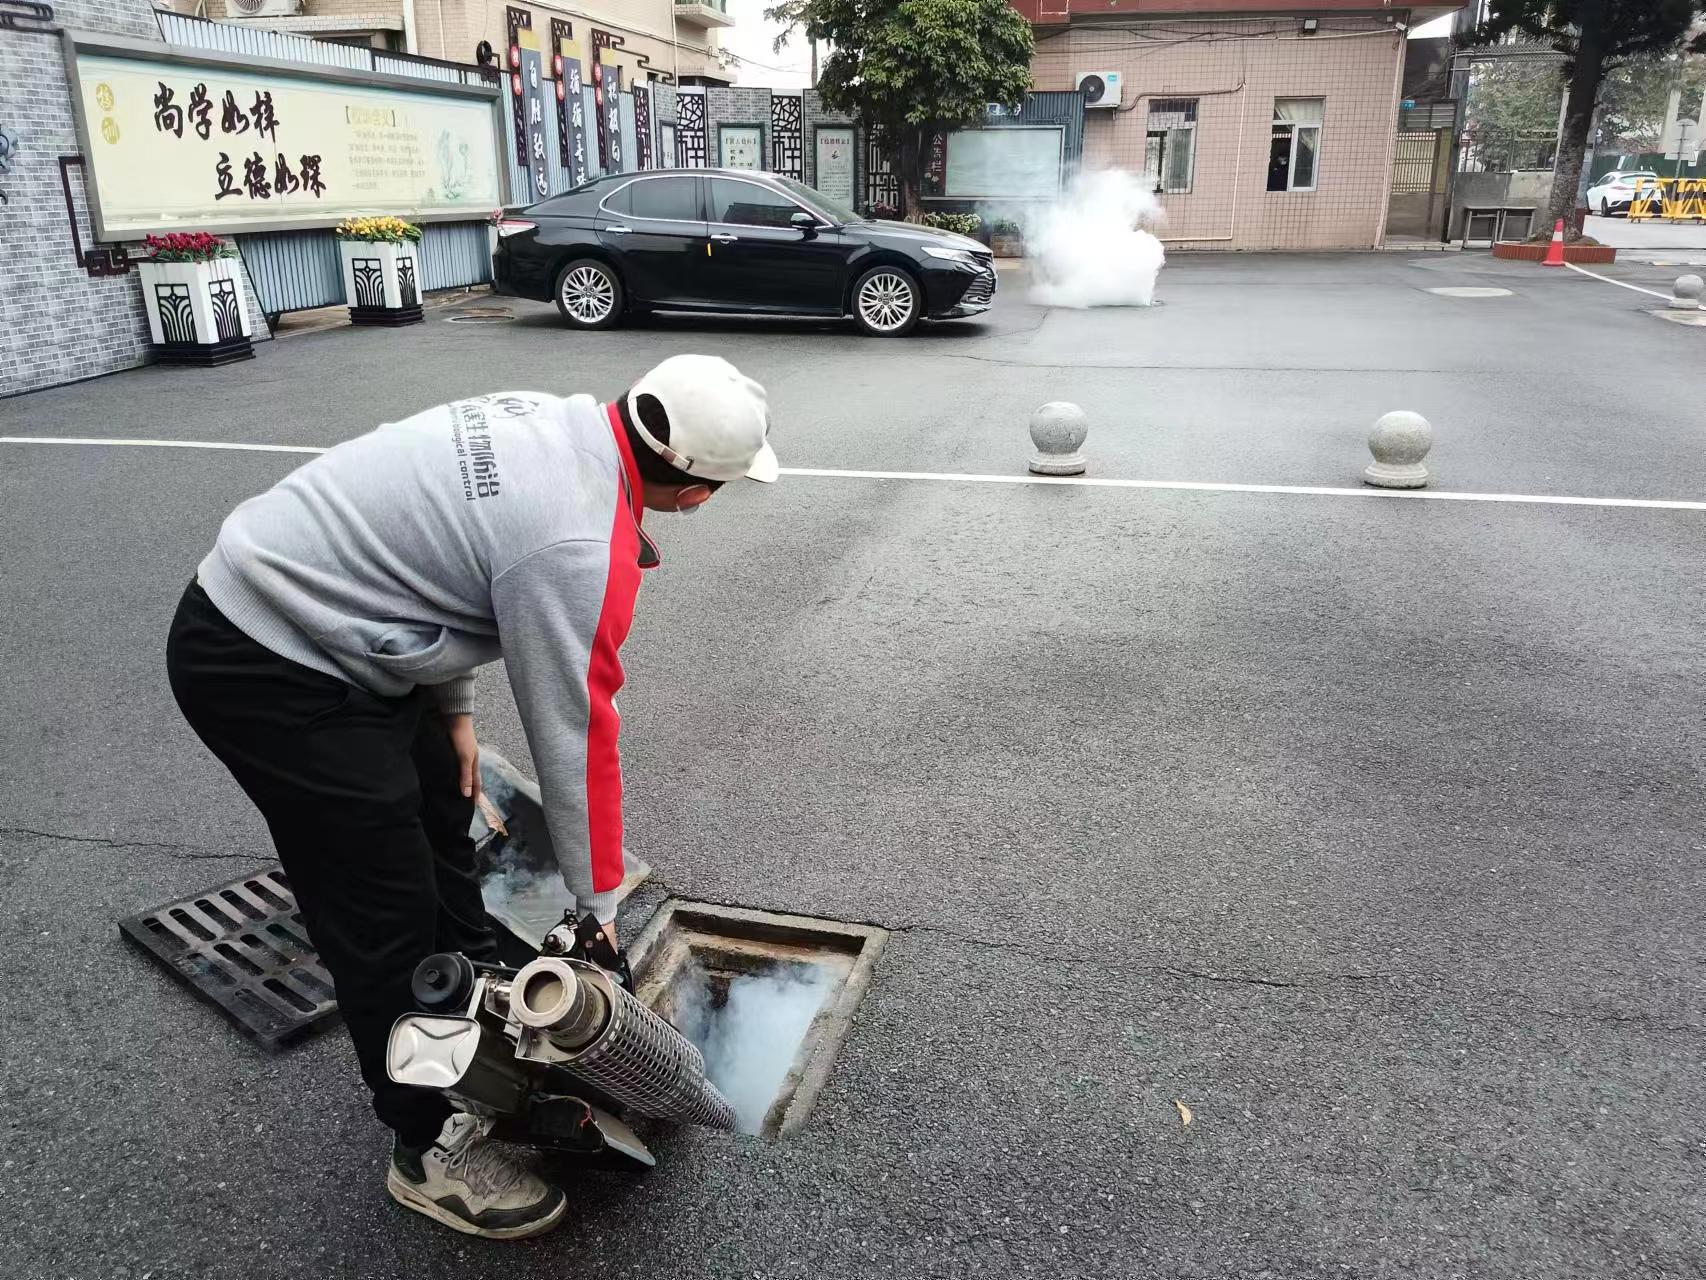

{"left": 119, "top": 866, "right": 335, "bottom": 1049}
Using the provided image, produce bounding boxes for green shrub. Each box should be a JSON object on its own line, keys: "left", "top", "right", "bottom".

{"left": 921, "top": 212, "right": 983, "bottom": 237}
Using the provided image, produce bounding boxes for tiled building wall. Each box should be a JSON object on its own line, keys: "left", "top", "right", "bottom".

{"left": 1032, "top": 19, "right": 1403, "bottom": 250}
{"left": 429, "top": 0, "right": 723, "bottom": 81}
{"left": 203, "top": 0, "right": 404, "bottom": 21}
{"left": 1, "top": 0, "right": 164, "bottom": 396}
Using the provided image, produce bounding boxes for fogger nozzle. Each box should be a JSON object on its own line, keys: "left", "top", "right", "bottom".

{"left": 510, "top": 957, "right": 609, "bottom": 1050}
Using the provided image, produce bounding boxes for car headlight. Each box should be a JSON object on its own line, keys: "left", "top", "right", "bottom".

{"left": 923, "top": 247, "right": 980, "bottom": 264}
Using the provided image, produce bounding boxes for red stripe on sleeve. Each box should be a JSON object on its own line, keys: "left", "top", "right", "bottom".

{"left": 584, "top": 415, "right": 644, "bottom": 893}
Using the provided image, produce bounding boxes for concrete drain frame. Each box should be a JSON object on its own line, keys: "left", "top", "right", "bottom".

{"left": 626, "top": 901, "right": 886, "bottom": 1138}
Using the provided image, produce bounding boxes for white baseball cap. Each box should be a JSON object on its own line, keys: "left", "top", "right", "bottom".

{"left": 625, "top": 354, "right": 779, "bottom": 484}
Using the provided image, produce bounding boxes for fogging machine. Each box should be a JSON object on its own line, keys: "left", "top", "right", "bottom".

{"left": 386, "top": 914, "right": 735, "bottom": 1167}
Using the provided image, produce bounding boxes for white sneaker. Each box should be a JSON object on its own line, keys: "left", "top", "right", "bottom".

{"left": 387, "top": 1113, "right": 567, "bottom": 1239}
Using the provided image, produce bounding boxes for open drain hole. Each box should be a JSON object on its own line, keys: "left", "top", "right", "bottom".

{"left": 627, "top": 901, "right": 886, "bottom": 1138}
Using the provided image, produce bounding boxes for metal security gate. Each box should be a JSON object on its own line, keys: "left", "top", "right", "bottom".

{"left": 1387, "top": 129, "right": 1451, "bottom": 241}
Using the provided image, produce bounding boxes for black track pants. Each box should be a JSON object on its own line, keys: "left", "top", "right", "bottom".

{"left": 166, "top": 580, "right": 497, "bottom": 1146}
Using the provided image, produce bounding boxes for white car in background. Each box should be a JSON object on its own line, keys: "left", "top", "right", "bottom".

{"left": 1587, "top": 170, "right": 1661, "bottom": 216}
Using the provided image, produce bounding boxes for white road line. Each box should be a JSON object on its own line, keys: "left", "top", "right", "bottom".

{"left": 3, "top": 436, "right": 1704, "bottom": 513}
{"left": 1563, "top": 261, "right": 1673, "bottom": 300}
{"left": 0, "top": 435, "right": 326, "bottom": 454}
{"left": 782, "top": 467, "right": 1706, "bottom": 511}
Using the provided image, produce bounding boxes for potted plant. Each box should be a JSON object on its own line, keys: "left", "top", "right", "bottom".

{"left": 137, "top": 232, "right": 254, "bottom": 366}
{"left": 990, "top": 218, "right": 1024, "bottom": 258}
{"left": 335, "top": 216, "right": 425, "bottom": 326}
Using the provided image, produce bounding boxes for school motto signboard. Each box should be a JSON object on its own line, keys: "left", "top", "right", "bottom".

{"left": 64, "top": 32, "right": 504, "bottom": 240}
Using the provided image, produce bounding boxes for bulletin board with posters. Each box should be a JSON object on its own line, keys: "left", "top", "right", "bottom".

{"left": 62, "top": 31, "right": 505, "bottom": 240}
{"left": 813, "top": 125, "right": 855, "bottom": 205}
{"left": 718, "top": 123, "right": 764, "bottom": 172}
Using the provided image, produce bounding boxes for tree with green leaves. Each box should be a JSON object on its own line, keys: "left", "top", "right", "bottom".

{"left": 1463, "top": 57, "right": 1567, "bottom": 169}
{"left": 1467, "top": 0, "right": 1706, "bottom": 235}
{"left": 767, "top": 0, "right": 1034, "bottom": 218}
{"left": 1598, "top": 53, "right": 1706, "bottom": 151}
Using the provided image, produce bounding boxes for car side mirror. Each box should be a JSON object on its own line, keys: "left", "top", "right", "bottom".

{"left": 791, "top": 211, "right": 819, "bottom": 237}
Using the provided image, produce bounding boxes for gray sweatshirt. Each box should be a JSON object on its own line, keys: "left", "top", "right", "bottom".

{"left": 198, "top": 391, "right": 647, "bottom": 922}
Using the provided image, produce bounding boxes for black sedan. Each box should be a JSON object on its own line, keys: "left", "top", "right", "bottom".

{"left": 492, "top": 168, "right": 996, "bottom": 337}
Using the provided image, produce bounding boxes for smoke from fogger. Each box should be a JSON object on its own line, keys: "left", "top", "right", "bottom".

{"left": 1021, "top": 169, "right": 1166, "bottom": 309}
{"left": 476, "top": 769, "right": 575, "bottom": 940}
{"left": 674, "top": 962, "right": 835, "bottom": 1134}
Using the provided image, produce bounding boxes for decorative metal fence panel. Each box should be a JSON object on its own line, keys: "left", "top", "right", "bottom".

{"left": 771, "top": 95, "right": 802, "bottom": 180}
{"left": 678, "top": 90, "right": 707, "bottom": 167}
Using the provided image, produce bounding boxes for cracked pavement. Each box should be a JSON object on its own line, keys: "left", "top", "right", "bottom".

{"left": 3, "top": 253, "right": 1705, "bottom": 1278}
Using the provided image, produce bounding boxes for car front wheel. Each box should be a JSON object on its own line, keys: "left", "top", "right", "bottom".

{"left": 852, "top": 266, "right": 921, "bottom": 337}
{"left": 555, "top": 258, "right": 623, "bottom": 330}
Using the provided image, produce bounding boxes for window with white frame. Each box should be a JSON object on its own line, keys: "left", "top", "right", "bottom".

{"left": 1145, "top": 98, "right": 1198, "bottom": 193}
{"left": 1268, "top": 98, "right": 1323, "bottom": 192}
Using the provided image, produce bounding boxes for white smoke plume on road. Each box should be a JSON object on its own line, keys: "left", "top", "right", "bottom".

{"left": 674, "top": 962, "right": 835, "bottom": 1134}
{"left": 1024, "top": 169, "right": 1166, "bottom": 309}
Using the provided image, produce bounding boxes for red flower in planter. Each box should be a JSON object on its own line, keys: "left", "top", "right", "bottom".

{"left": 146, "top": 230, "right": 233, "bottom": 262}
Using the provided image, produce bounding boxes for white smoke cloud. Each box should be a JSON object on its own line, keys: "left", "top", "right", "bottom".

{"left": 672, "top": 962, "right": 835, "bottom": 1134}
{"left": 479, "top": 857, "right": 570, "bottom": 942}
{"left": 1023, "top": 169, "right": 1167, "bottom": 309}
{"left": 476, "top": 768, "right": 574, "bottom": 941}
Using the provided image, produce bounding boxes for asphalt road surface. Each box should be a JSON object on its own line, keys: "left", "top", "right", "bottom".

{"left": 1587, "top": 210, "right": 1706, "bottom": 257}
{"left": 4, "top": 252, "right": 1704, "bottom": 1280}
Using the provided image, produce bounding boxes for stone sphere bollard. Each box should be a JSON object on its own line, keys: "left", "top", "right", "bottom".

{"left": 1363, "top": 411, "right": 1432, "bottom": 490}
{"left": 1670, "top": 274, "right": 1704, "bottom": 310}
{"left": 1028, "top": 401, "right": 1088, "bottom": 476}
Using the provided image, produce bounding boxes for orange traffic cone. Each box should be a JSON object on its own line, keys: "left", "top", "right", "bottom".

{"left": 1541, "top": 218, "right": 1566, "bottom": 267}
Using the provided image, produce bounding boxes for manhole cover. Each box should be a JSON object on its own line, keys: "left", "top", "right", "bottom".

{"left": 1427, "top": 286, "right": 1514, "bottom": 297}
{"left": 446, "top": 308, "right": 515, "bottom": 324}
{"left": 626, "top": 901, "right": 887, "bottom": 1137}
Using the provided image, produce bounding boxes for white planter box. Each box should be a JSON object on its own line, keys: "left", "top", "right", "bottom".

{"left": 137, "top": 258, "right": 254, "bottom": 365}
{"left": 338, "top": 239, "right": 423, "bottom": 325}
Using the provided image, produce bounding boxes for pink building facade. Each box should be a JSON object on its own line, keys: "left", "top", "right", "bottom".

{"left": 1018, "top": 3, "right": 1460, "bottom": 250}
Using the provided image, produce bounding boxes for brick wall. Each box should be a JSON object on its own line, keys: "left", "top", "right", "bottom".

{"left": 1031, "top": 18, "right": 1403, "bottom": 250}
{"left": 652, "top": 82, "right": 678, "bottom": 126}
{"left": 800, "top": 88, "right": 855, "bottom": 190}
{"left": 0, "top": 0, "right": 163, "bottom": 397}
{"left": 704, "top": 85, "right": 772, "bottom": 167}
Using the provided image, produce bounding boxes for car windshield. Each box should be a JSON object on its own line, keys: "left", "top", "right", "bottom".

{"left": 775, "top": 175, "right": 860, "bottom": 225}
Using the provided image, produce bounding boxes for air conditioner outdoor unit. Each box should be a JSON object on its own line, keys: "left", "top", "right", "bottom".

{"left": 1076, "top": 71, "right": 1122, "bottom": 109}
{"left": 228, "top": 0, "right": 303, "bottom": 16}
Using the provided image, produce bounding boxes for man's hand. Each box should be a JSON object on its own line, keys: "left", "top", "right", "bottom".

{"left": 445, "top": 713, "right": 481, "bottom": 804}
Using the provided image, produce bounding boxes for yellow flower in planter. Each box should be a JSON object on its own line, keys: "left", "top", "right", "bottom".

{"left": 336, "top": 215, "right": 424, "bottom": 244}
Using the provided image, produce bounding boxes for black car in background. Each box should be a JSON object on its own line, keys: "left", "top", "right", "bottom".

{"left": 492, "top": 169, "right": 996, "bottom": 337}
